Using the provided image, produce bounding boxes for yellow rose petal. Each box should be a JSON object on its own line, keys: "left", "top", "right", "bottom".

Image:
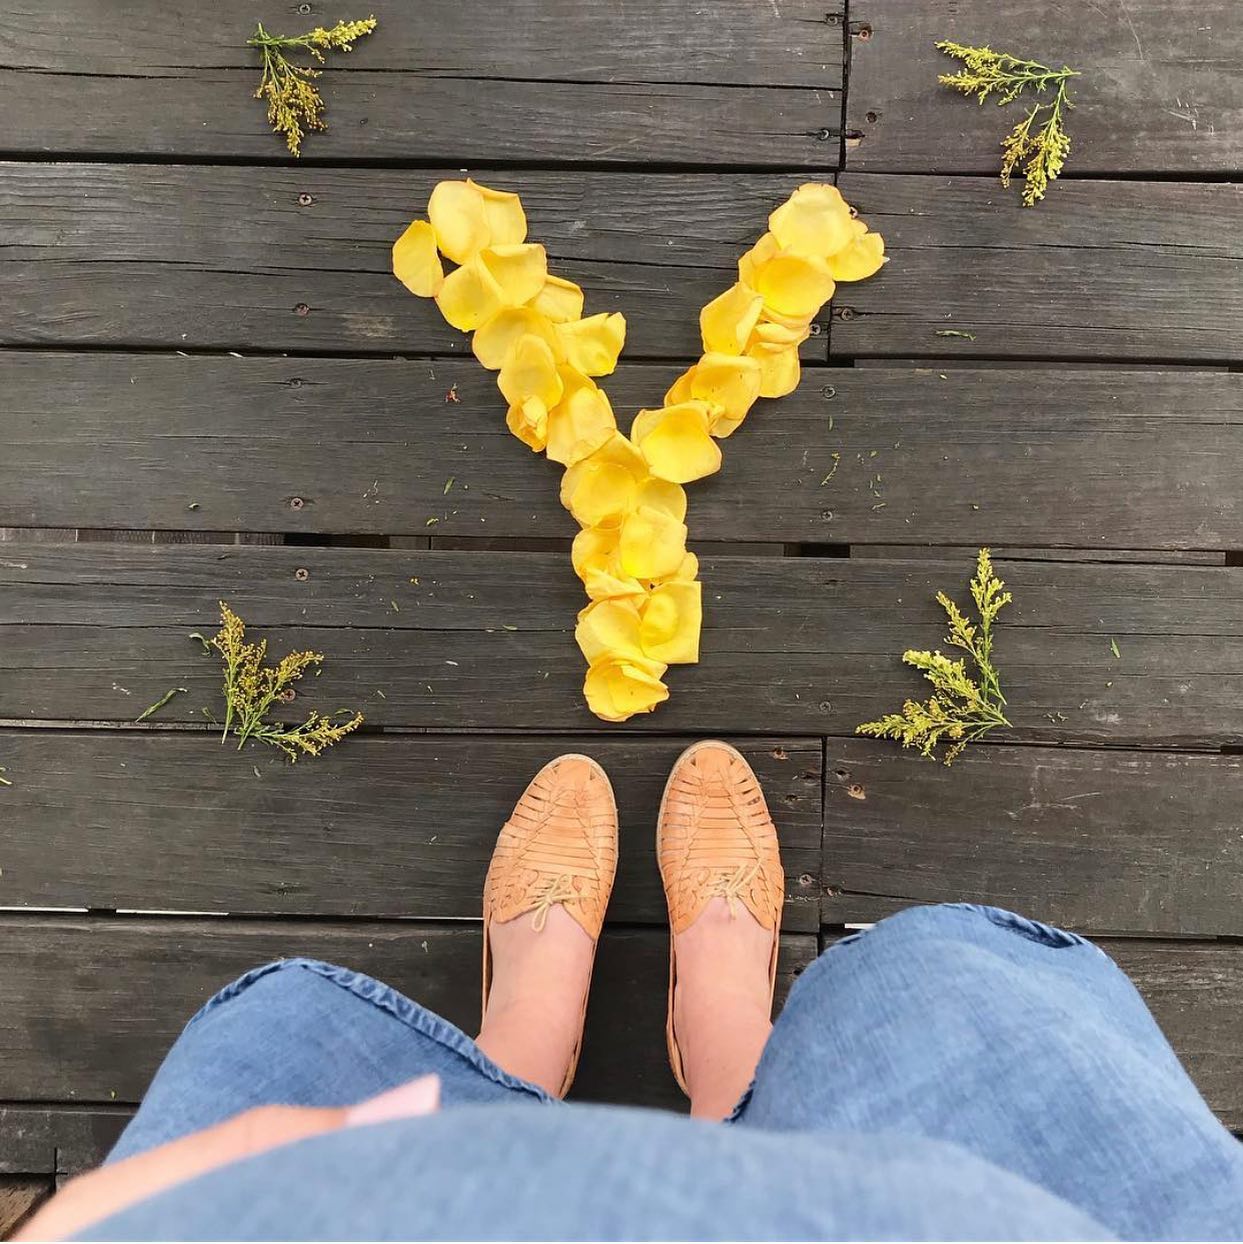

{"left": 427, "top": 180, "right": 490, "bottom": 265}
{"left": 755, "top": 301, "right": 816, "bottom": 334}
{"left": 748, "top": 340, "right": 802, "bottom": 399}
{"left": 557, "top": 312, "right": 627, "bottom": 377}
{"left": 751, "top": 252, "right": 836, "bottom": 320}
{"left": 435, "top": 256, "right": 504, "bottom": 332}
{"left": 427, "top": 179, "right": 527, "bottom": 265}
{"left": 640, "top": 580, "right": 702, "bottom": 664}
{"left": 827, "top": 230, "right": 887, "bottom": 282}
{"left": 663, "top": 367, "right": 695, "bottom": 407}
{"left": 505, "top": 396, "right": 549, "bottom": 453}
{"left": 547, "top": 383, "right": 618, "bottom": 466}
{"left": 479, "top": 244, "right": 548, "bottom": 308}
{"left": 631, "top": 402, "right": 722, "bottom": 484}
{"left": 471, "top": 307, "right": 559, "bottom": 370}
{"left": 689, "top": 353, "right": 763, "bottom": 438}
{"left": 572, "top": 526, "right": 616, "bottom": 580}
{"left": 560, "top": 432, "right": 647, "bottom": 528}
{"left": 618, "top": 504, "right": 688, "bottom": 580}
{"left": 751, "top": 317, "right": 811, "bottom": 347}
{"left": 583, "top": 655, "right": 669, "bottom": 722}
{"left": 392, "top": 220, "right": 444, "bottom": 297}
{"left": 571, "top": 528, "right": 643, "bottom": 600}
{"left": 701, "top": 282, "right": 765, "bottom": 356}
{"left": 498, "top": 334, "right": 563, "bottom": 410}
{"left": 575, "top": 597, "right": 644, "bottom": 663}
{"left": 637, "top": 476, "right": 688, "bottom": 523}
{"left": 768, "top": 183, "right": 855, "bottom": 259}
{"left": 671, "top": 550, "right": 699, "bottom": 583}
{"left": 473, "top": 179, "right": 527, "bottom": 249}
{"left": 737, "top": 232, "right": 781, "bottom": 288}
{"left": 531, "top": 275, "right": 585, "bottom": 324}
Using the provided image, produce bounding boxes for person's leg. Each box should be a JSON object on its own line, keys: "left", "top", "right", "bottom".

{"left": 109, "top": 957, "right": 552, "bottom": 1162}
{"left": 476, "top": 906, "right": 596, "bottom": 1096}
{"left": 672, "top": 897, "right": 775, "bottom": 1120}
{"left": 657, "top": 741, "right": 786, "bottom": 1120}
{"left": 476, "top": 753, "right": 618, "bottom": 1097}
{"left": 736, "top": 903, "right": 1243, "bottom": 1240}
{"left": 115, "top": 754, "right": 616, "bottom": 1160}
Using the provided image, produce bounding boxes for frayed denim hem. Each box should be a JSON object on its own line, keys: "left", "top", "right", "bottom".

{"left": 948, "top": 903, "right": 1090, "bottom": 948}
{"left": 189, "top": 957, "right": 556, "bottom": 1106}
{"left": 822, "top": 902, "right": 1092, "bottom": 954}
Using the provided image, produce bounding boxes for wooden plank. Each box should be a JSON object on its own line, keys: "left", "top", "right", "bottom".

{"left": 0, "top": 917, "right": 815, "bottom": 1113}
{"left": 846, "top": 0, "right": 1243, "bottom": 175}
{"left": 0, "top": 165, "right": 831, "bottom": 359}
{"left": 0, "top": 75, "right": 840, "bottom": 167}
{"left": 0, "top": 731, "right": 822, "bottom": 931}
{"left": 822, "top": 739, "right": 1243, "bottom": 935}
{"left": 2, "top": 544, "right": 1242, "bottom": 745}
{"left": 852, "top": 547, "right": 1228, "bottom": 567}
{"left": 0, "top": 1108, "right": 129, "bottom": 1177}
{"left": 832, "top": 175, "right": 1243, "bottom": 363}
{"left": 851, "top": 359, "right": 1232, "bottom": 372}
{"left": 1, "top": 0, "right": 842, "bottom": 87}
{"left": 0, "top": 1177, "right": 51, "bottom": 1236}
{"left": 5, "top": 355, "right": 1241, "bottom": 551}
{"left": 0, "top": 1, "right": 841, "bottom": 164}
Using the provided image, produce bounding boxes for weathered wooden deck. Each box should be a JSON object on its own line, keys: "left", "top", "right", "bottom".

{"left": 1, "top": 0, "right": 1242, "bottom": 1217}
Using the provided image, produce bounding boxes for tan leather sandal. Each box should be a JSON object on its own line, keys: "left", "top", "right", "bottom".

{"left": 481, "top": 753, "right": 618, "bottom": 1097}
{"left": 657, "top": 740, "right": 785, "bottom": 1096}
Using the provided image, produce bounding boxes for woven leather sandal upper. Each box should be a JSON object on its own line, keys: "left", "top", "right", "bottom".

{"left": 658, "top": 741, "right": 784, "bottom": 935}
{"left": 483, "top": 755, "right": 618, "bottom": 941}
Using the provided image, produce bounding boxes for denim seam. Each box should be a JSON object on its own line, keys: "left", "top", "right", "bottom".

{"left": 191, "top": 957, "right": 555, "bottom": 1105}
{"left": 948, "top": 903, "right": 1089, "bottom": 948}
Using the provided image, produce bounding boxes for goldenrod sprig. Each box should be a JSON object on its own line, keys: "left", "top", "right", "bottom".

{"left": 210, "top": 601, "right": 363, "bottom": 760}
{"left": 936, "top": 41, "right": 1078, "bottom": 205}
{"left": 857, "top": 548, "right": 1013, "bottom": 764}
{"left": 247, "top": 17, "right": 378, "bottom": 156}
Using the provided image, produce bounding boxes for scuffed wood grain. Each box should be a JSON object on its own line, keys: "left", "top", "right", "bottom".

{"left": 833, "top": 175, "right": 1243, "bottom": 362}
{"left": 0, "top": 165, "right": 830, "bottom": 358}
{"left": 847, "top": 0, "right": 1243, "bottom": 174}
{"left": 0, "top": 917, "right": 815, "bottom": 1114}
{"left": 4, "top": 357, "right": 1242, "bottom": 551}
{"left": 1, "top": 544, "right": 1242, "bottom": 745}
{"left": 822, "top": 739, "right": 1243, "bottom": 935}
{"left": 0, "top": 731, "right": 821, "bottom": 929}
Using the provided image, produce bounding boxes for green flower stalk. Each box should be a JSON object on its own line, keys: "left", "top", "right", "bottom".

{"left": 936, "top": 41, "right": 1079, "bottom": 206}
{"left": 857, "top": 548, "right": 1013, "bottom": 764}
{"left": 248, "top": 16, "right": 378, "bottom": 156}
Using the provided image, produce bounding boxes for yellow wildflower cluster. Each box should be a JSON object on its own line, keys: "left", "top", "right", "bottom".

{"left": 248, "top": 17, "right": 378, "bottom": 156}
{"left": 856, "top": 549, "right": 1012, "bottom": 764}
{"left": 211, "top": 601, "right": 364, "bottom": 759}
{"left": 392, "top": 180, "right": 885, "bottom": 721}
{"left": 936, "top": 41, "right": 1078, "bottom": 206}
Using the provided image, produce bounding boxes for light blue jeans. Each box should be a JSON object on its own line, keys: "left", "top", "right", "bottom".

{"left": 90, "top": 905, "right": 1243, "bottom": 1240}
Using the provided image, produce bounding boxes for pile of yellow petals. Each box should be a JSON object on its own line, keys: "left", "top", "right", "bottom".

{"left": 393, "top": 179, "right": 885, "bottom": 722}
